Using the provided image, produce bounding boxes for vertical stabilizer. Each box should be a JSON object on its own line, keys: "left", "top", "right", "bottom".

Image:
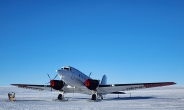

{"left": 101, "top": 75, "right": 107, "bottom": 85}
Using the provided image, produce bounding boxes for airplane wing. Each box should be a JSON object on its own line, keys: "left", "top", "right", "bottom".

{"left": 11, "top": 84, "right": 91, "bottom": 94}
{"left": 11, "top": 84, "right": 54, "bottom": 91}
{"left": 97, "top": 82, "right": 176, "bottom": 94}
{"left": 11, "top": 82, "right": 176, "bottom": 95}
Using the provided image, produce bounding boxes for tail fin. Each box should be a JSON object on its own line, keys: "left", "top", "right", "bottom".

{"left": 101, "top": 75, "right": 107, "bottom": 85}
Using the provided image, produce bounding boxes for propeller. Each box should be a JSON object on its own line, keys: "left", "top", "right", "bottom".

{"left": 47, "top": 73, "right": 58, "bottom": 92}
{"left": 84, "top": 72, "right": 92, "bottom": 86}
{"left": 89, "top": 72, "right": 92, "bottom": 78}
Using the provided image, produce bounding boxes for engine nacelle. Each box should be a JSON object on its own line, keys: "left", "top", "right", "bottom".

{"left": 50, "top": 80, "right": 65, "bottom": 90}
{"left": 85, "top": 79, "right": 99, "bottom": 90}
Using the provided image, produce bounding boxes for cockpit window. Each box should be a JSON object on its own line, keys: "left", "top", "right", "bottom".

{"left": 62, "top": 67, "right": 71, "bottom": 71}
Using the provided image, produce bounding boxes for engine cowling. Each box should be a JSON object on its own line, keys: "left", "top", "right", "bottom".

{"left": 50, "top": 80, "right": 65, "bottom": 90}
{"left": 85, "top": 79, "right": 99, "bottom": 90}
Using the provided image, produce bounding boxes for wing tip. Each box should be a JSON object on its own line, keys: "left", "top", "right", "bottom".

{"left": 11, "top": 84, "right": 17, "bottom": 86}
{"left": 172, "top": 82, "right": 177, "bottom": 85}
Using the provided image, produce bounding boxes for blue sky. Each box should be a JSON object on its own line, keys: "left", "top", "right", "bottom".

{"left": 0, "top": 0, "right": 184, "bottom": 86}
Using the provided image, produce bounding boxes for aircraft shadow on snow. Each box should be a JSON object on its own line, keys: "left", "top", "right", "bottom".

{"left": 104, "top": 96, "right": 154, "bottom": 101}
{"left": 11, "top": 96, "right": 154, "bottom": 102}
{"left": 13, "top": 99, "right": 47, "bottom": 102}
{"left": 73, "top": 96, "right": 154, "bottom": 101}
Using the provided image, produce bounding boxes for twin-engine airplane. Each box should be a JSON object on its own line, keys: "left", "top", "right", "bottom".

{"left": 12, "top": 66, "right": 176, "bottom": 100}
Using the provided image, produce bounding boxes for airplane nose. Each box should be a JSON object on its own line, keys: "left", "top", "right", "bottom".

{"left": 56, "top": 69, "right": 62, "bottom": 73}
{"left": 56, "top": 69, "right": 64, "bottom": 78}
{"left": 56, "top": 69, "right": 63, "bottom": 75}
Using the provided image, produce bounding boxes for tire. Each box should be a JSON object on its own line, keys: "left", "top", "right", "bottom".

{"left": 92, "top": 94, "right": 97, "bottom": 100}
{"left": 58, "top": 94, "right": 62, "bottom": 100}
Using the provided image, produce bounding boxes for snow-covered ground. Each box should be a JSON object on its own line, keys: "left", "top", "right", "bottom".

{"left": 0, "top": 86, "right": 184, "bottom": 110}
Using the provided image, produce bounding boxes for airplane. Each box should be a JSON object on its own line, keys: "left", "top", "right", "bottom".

{"left": 11, "top": 66, "right": 176, "bottom": 100}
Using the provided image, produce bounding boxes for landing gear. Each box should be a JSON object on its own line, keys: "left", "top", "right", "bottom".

{"left": 57, "top": 91, "right": 64, "bottom": 100}
{"left": 91, "top": 90, "right": 97, "bottom": 100}
{"left": 92, "top": 94, "right": 97, "bottom": 100}
{"left": 55, "top": 92, "right": 69, "bottom": 101}
{"left": 58, "top": 94, "right": 63, "bottom": 100}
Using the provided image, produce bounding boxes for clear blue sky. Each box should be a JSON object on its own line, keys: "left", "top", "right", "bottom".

{"left": 0, "top": 0, "right": 184, "bottom": 86}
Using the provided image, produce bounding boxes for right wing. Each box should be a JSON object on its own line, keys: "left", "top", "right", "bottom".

{"left": 11, "top": 84, "right": 53, "bottom": 91}
{"left": 97, "top": 82, "right": 176, "bottom": 94}
{"left": 11, "top": 84, "right": 91, "bottom": 94}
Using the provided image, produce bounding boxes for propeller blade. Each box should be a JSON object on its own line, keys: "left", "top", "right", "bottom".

{"left": 47, "top": 74, "right": 51, "bottom": 80}
{"left": 89, "top": 72, "right": 92, "bottom": 78}
{"left": 46, "top": 74, "right": 58, "bottom": 92}
{"left": 53, "top": 74, "right": 58, "bottom": 80}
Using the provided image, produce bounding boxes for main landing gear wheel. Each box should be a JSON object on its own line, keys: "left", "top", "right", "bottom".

{"left": 92, "top": 94, "right": 97, "bottom": 100}
{"left": 58, "top": 94, "right": 63, "bottom": 100}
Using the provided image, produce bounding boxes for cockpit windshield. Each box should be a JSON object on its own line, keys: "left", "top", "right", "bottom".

{"left": 61, "top": 67, "right": 71, "bottom": 71}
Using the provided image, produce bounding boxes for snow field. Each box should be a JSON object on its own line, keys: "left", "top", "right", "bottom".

{"left": 0, "top": 86, "right": 184, "bottom": 110}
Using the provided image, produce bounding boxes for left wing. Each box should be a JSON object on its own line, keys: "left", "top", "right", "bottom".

{"left": 97, "top": 82, "right": 176, "bottom": 94}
